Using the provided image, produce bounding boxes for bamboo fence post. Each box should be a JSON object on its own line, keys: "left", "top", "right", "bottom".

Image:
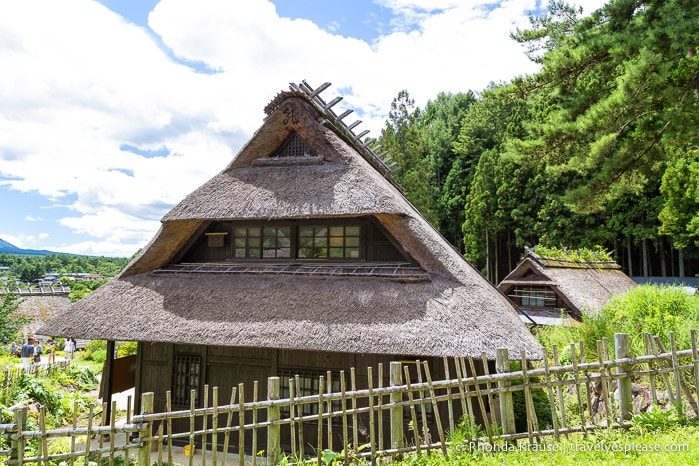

{"left": 414, "top": 360, "right": 430, "bottom": 451}
{"left": 350, "top": 367, "right": 359, "bottom": 448}
{"left": 295, "top": 375, "right": 305, "bottom": 460}
{"left": 670, "top": 332, "right": 692, "bottom": 414}
{"left": 579, "top": 340, "right": 593, "bottom": 426}
{"left": 602, "top": 338, "right": 618, "bottom": 421}
{"left": 459, "top": 358, "right": 476, "bottom": 437}
{"left": 541, "top": 354, "right": 559, "bottom": 440}
{"left": 137, "top": 392, "right": 154, "bottom": 466}
{"left": 156, "top": 423, "right": 164, "bottom": 466}
{"left": 495, "top": 348, "right": 515, "bottom": 438}
{"left": 38, "top": 406, "right": 48, "bottom": 466}
{"left": 367, "top": 366, "right": 377, "bottom": 465}
{"left": 390, "top": 361, "right": 404, "bottom": 454}
{"left": 350, "top": 367, "right": 359, "bottom": 450}
{"left": 70, "top": 401, "right": 78, "bottom": 466}
{"left": 12, "top": 407, "right": 26, "bottom": 465}
{"left": 377, "top": 363, "right": 384, "bottom": 452}
{"left": 403, "top": 366, "right": 421, "bottom": 455}
{"left": 595, "top": 340, "right": 613, "bottom": 428}
{"left": 85, "top": 405, "right": 93, "bottom": 464}
{"left": 520, "top": 351, "right": 535, "bottom": 445}
{"left": 289, "top": 378, "right": 297, "bottom": 459}
{"left": 551, "top": 345, "right": 567, "bottom": 433}
{"left": 98, "top": 401, "right": 107, "bottom": 465}
{"left": 644, "top": 333, "right": 658, "bottom": 405}
{"left": 252, "top": 381, "right": 258, "bottom": 466}
{"left": 615, "top": 333, "right": 633, "bottom": 422}
{"left": 467, "top": 357, "right": 492, "bottom": 442}
{"left": 126, "top": 394, "right": 133, "bottom": 461}
{"left": 422, "top": 362, "right": 447, "bottom": 456}
{"left": 203, "top": 384, "right": 209, "bottom": 466}
{"left": 189, "top": 390, "right": 196, "bottom": 466}
{"left": 569, "top": 343, "right": 587, "bottom": 436}
{"left": 267, "top": 376, "right": 280, "bottom": 466}
{"left": 692, "top": 330, "right": 699, "bottom": 411}
{"left": 212, "top": 386, "right": 219, "bottom": 466}
{"left": 339, "top": 372, "right": 348, "bottom": 465}
{"left": 238, "top": 383, "right": 246, "bottom": 466}
{"left": 317, "top": 375, "right": 324, "bottom": 465}
{"left": 480, "top": 352, "right": 497, "bottom": 429}
{"left": 326, "top": 371, "right": 333, "bottom": 451}
{"left": 109, "top": 400, "right": 117, "bottom": 463}
{"left": 453, "top": 357, "right": 472, "bottom": 441}
{"left": 443, "top": 358, "right": 455, "bottom": 434}
{"left": 220, "top": 386, "right": 237, "bottom": 465}
{"left": 651, "top": 337, "right": 677, "bottom": 405}
{"left": 166, "top": 391, "right": 174, "bottom": 463}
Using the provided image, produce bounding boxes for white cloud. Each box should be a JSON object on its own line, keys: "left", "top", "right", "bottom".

{"left": 0, "top": 0, "right": 608, "bottom": 256}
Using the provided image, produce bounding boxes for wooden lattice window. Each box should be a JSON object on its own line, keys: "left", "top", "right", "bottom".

{"left": 172, "top": 355, "right": 201, "bottom": 408}
{"left": 298, "top": 225, "right": 360, "bottom": 260}
{"left": 272, "top": 132, "right": 316, "bottom": 158}
{"left": 517, "top": 287, "right": 556, "bottom": 308}
{"left": 233, "top": 226, "right": 292, "bottom": 258}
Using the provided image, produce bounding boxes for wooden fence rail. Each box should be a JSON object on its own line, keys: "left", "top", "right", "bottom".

{"left": 2, "top": 331, "right": 699, "bottom": 465}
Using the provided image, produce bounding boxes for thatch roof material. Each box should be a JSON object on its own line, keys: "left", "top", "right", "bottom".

{"left": 498, "top": 252, "right": 637, "bottom": 317}
{"left": 39, "top": 85, "right": 544, "bottom": 360}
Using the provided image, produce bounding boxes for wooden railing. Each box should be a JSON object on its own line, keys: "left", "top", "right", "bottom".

{"left": 0, "top": 285, "right": 70, "bottom": 296}
{"left": 2, "top": 331, "right": 698, "bottom": 465}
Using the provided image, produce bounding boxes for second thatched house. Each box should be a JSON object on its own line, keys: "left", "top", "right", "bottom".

{"left": 40, "top": 81, "right": 542, "bottom": 452}
{"left": 498, "top": 248, "right": 637, "bottom": 326}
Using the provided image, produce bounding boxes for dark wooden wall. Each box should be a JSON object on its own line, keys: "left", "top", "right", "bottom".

{"left": 136, "top": 343, "right": 491, "bottom": 455}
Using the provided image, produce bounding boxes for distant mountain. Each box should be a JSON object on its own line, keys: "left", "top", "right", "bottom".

{"left": 0, "top": 238, "right": 58, "bottom": 256}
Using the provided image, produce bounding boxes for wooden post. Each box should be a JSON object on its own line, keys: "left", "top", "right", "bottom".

{"left": 103, "top": 340, "right": 116, "bottom": 423}
{"left": 389, "top": 361, "right": 404, "bottom": 454}
{"left": 495, "top": 349, "right": 515, "bottom": 437}
{"left": 11, "top": 407, "right": 26, "bottom": 464}
{"left": 615, "top": 333, "right": 633, "bottom": 422}
{"left": 138, "top": 392, "right": 154, "bottom": 466}
{"left": 267, "top": 377, "right": 280, "bottom": 466}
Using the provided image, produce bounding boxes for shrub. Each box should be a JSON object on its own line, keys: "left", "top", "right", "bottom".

{"left": 88, "top": 349, "right": 107, "bottom": 364}
{"left": 116, "top": 341, "right": 137, "bottom": 357}
{"left": 536, "top": 284, "right": 699, "bottom": 360}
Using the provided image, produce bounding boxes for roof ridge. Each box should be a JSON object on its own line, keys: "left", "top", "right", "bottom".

{"left": 278, "top": 80, "right": 399, "bottom": 181}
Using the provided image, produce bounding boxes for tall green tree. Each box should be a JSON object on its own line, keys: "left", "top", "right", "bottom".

{"left": 379, "top": 91, "right": 438, "bottom": 226}
{"left": 0, "top": 293, "right": 30, "bottom": 342}
{"left": 511, "top": 0, "right": 699, "bottom": 250}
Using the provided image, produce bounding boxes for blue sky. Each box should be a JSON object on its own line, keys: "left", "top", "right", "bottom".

{"left": 0, "top": 0, "right": 607, "bottom": 257}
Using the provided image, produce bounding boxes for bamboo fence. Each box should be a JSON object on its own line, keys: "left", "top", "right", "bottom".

{"left": 2, "top": 330, "right": 699, "bottom": 465}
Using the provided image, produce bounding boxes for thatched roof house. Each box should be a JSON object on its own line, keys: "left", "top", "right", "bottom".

{"left": 41, "top": 81, "right": 541, "bottom": 360}
{"left": 40, "top": 82, "right": 542, "bottom": 451}
{"left": 498, "top": 249, "right": 637, "bottom": 326}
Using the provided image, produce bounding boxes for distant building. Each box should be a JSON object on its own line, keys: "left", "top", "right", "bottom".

{"left": 498, "top": 249, "right": 637, "bottom": 326}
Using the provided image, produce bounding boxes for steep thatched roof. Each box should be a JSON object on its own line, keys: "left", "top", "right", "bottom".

{"left": 498, "top": 251, "right": 637, "bottom": 317}
{"left": 40, "top": 83, "right": 543, "bottom": 360}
